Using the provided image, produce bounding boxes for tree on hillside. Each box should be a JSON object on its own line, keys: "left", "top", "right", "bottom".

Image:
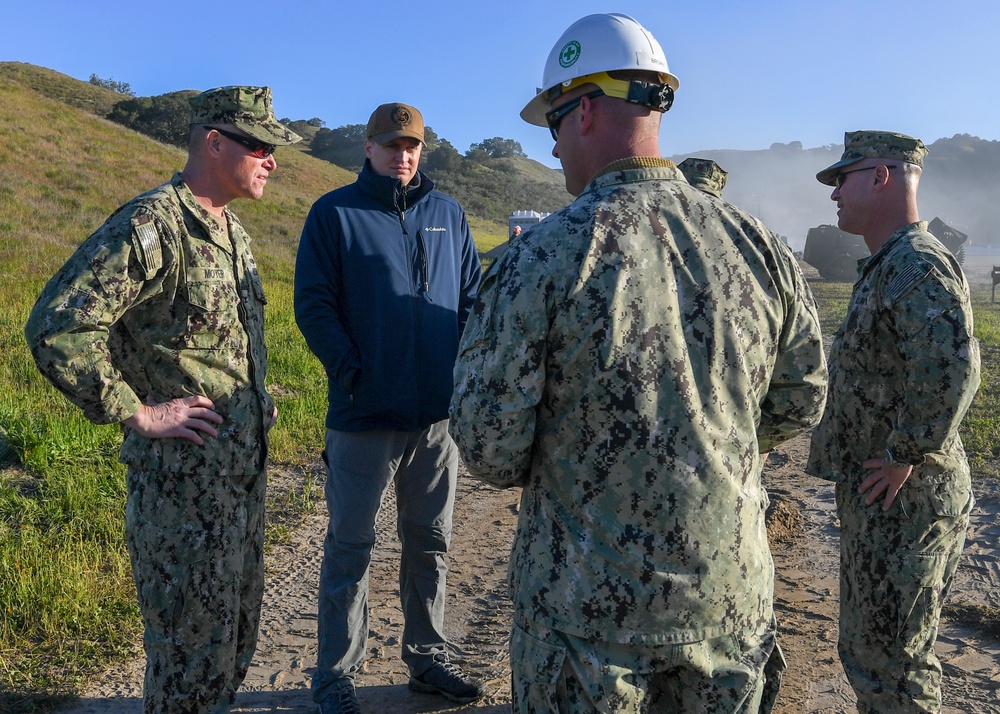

{"left": 467, "top": 137, "right": 526, "bottom": 159}
{"left": 88, "top": 74, "right": 135, "bottom": 96}
{"left": 422, "top": 126, "right": 440, "bottom": 152}
{"left": 107, "top": 92, "right": 195, "bottom": 147}
{"left": 423, "top": 139, "right": 463, "bottom": 174}
{"left": 311, "top": 123, "right": 367, "bottom": 169}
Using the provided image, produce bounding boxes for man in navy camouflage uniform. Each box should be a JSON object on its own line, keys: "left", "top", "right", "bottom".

{"left": 449, "top": 13, "right": 827, "bottom": 713}
{"left": 807, "top": 131, "right": 980, "bottom": 713}
{"left": 25, "top": 86, "right": 301, "bottom": 714}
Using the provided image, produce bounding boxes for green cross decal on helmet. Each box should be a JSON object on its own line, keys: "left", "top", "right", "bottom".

{"left": 559, "top": 41, "right": 581, "bottom": 68}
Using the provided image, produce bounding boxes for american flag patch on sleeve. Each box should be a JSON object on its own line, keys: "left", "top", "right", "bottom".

{"left": 885, "top": 259, "right": 931, "bottom": 302}
{"left": 131, "top": 215, "right": 162, "bottom": 279}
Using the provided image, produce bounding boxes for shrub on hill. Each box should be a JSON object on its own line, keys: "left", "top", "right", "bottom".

{"left": 106, "top": 90, "right": 197, "bottom": 147}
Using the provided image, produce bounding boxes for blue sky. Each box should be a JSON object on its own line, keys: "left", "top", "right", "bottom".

{"left": 5, "top": 0, "right": 997, "bottom": 169}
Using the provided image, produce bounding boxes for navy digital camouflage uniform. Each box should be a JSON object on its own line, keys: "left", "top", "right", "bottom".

{"left": 25, "top": 173, "right": 276, "bottom": 713}
{"left": 807, "top": 221, "right": 980, "bottom": 713}
{"left": 450, "top": 157, "right": 828, "bottom": 713}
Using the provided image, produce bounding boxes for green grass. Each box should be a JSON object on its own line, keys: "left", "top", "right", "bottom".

{"left": 963, "top": 318, "right": 1000, "bottom": 480}
{"left": 804, "top": 278, "right": 852, "bottom": 335}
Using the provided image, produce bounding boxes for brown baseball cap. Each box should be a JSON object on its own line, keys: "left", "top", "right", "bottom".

{"left": 189, "top": 85, "right": 302, "bottom": 146}
{"left": 816, "top": 130, "right": 927, "bottom": 186}
{"left": 366, "top": 103, "right": 425, "bottom": 145}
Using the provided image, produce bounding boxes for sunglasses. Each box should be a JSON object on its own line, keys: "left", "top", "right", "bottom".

{"left": 545, "top": 90, "right": 605, "bottom": 141}
{"left": 207, "top": 126, "right": 276, "bottom": 159}
{"left": 834, "top": 165, "right": 896, "bottom": 189}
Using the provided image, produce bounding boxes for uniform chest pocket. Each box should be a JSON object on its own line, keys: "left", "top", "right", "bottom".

{"left": 183, "top": 280, "right": 240, "bottom": 349}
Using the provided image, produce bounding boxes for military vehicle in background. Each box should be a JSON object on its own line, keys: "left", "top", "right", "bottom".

{"left": 801, "top": 224, "right": 867, "bottom": 281}
{"left": 928, "top": 217, "right": 969, "bottom": 265}
{"left": 802, "top": 217, "right": 969, "bottom": 281}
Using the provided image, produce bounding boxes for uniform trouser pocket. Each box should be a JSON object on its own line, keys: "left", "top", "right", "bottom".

{"left": 510, "top": 621, "right": 568, "bottom": 713}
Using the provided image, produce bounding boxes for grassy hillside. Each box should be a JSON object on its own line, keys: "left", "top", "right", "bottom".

{"left": 0, "top": 63, "right": 124, "bottom": 117}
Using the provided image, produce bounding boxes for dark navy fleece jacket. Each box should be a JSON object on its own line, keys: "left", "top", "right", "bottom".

{"left": 294, "top": 161, "right": 481, "bottom": 431}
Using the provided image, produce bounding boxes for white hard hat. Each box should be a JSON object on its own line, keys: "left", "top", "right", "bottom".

{"left": 521, "top": 13, "right": 680, "bottom": 126}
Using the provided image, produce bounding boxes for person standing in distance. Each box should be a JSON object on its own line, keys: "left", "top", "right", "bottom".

{"left": 449, "top": 13, "right": 827, "bottom": 714}
{"left": 294, "top": 102, "right": 484, "bottom": 714}
{"left": 807, "top": 131, "right": 980, "bottom": 713}
{"left": 25, "top": 86, "right": 300, "bottom": 714}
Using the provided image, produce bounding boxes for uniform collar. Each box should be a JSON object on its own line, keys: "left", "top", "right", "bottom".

{"left": 593, "top": 156, "right": 676, "bottom": 181}
{"left": 171, "top": 173, "right": 240, "bottom": 248}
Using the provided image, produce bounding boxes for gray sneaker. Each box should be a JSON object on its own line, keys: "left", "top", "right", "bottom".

{"left": 408, "top": 654, "right": 486, "bottom": 703}
{"left": 318, "top": 677, "right": 360, "bottom": 714}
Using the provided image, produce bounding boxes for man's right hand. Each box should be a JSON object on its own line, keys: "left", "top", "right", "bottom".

{"left": 123, "top": 395, "right": 223, "bottom": 445}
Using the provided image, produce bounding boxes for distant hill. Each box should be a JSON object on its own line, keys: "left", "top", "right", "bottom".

{"left": 0, "top": 61, "right": 125, "bottom": 116}
{"left": 4, "top": 62, "right": 997, "bottom": 253}
{"left": 0, "top": 69, "right": 356, "bottom": 277}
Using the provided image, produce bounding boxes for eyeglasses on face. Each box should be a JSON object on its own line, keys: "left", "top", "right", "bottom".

{"left": 545, "top": 90, "right": 605, "bottom": 141}
{"left": 207, "top": 126, "right": 276, "bottom": 159}
{"left": 834, "top": 164, "right": 896, "bottom": 189}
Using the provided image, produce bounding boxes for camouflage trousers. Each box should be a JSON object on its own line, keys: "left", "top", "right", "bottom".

{"left": 125, "top": 466, "right": 268, "bottom": 714}
{"left": 509, "top": 616, "right": 779, "bottom": 713}
{"left": 835, "top": 473, "right": 972, "bottom": 714}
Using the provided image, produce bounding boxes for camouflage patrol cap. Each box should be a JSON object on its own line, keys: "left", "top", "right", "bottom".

{"left": 189, "top": 86, "right": 302, "bottom": 146}
{"left": 816, "top": 130, "right": 927, "bottom": 186}
{"left": 678, "top": 157, "right": 728, "bottom": 198}
{"left": 366, "top": 103, "right": 425, "bottom": 145}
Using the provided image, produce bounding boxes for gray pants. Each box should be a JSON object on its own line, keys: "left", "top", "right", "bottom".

{"left": 312, "top": 420, "right": 457, "bottom": 704}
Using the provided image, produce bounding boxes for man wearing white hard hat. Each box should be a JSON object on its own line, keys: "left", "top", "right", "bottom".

{"left": 450, "top": 13, "right": 827, "bottom": 713}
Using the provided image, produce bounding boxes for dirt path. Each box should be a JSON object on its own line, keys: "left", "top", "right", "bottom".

{"left": 62, "top": 469, "right": 520, "bottom": 714}
{"left": 63, "top": 437, "right": 1000, "bottom": 714}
